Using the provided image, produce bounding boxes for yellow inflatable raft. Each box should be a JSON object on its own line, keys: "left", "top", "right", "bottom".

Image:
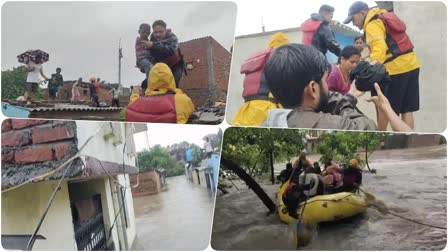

{"left": 277, "top": 181, "right": 368, "bottom": 224}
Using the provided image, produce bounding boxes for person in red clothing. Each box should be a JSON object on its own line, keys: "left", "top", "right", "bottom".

{"left": 300, "top": 4, "right": 341, "bottom": 57}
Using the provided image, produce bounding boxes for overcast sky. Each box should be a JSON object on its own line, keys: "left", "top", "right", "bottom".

{"left": 1, "top": 1, "right": 236, "bottom": 87}
{"left": 234, "top": 0, "right": 377, "bottom": 36}
{"left": 133, "top": 123, "right": 220, "bottom": 152}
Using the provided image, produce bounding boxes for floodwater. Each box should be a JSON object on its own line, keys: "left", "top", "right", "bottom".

{"left": 132, "top": 175, "right": 215, "bottom": 250}
{"left": 211, "top": 145, "right": 447, "bottom": 250}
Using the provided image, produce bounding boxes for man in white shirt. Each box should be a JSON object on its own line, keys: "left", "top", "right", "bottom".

{"left": 25, "top": 56, "right": 49, "bottom": 102}
{"left": 203, "top": 137, "right": 213, "bottom": 159}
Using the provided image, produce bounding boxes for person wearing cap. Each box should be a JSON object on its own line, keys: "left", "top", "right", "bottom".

{"left": 341, "top": 159, "right": 363, "bottom": 192}
{"left": 343, "top": 1, "right": 420, "bottom": 131}
{"left": 232, "top": 32, "right": 290, "bottom": 126}
{"left": 300, "top": 4, "right": 341, "bottom": 57}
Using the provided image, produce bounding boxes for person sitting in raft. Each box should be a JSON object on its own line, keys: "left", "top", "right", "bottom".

{"left": 125, "top": 63, "right": 195, "bottom": 123}
{"left": 313, "top": 162, "right": 322, "bottom": 174}
{"left": 322, "top": 159, "right": 343, "bottom": 193}
{"left": 283, "top": 160, "right": 322, "bottom": 218}
{"left": 277, "top": 162, "right": 294, "bottom": 184}
{"left": 232, "top": 32, "right": 290, "bottom": 126}
{"left": 341, "top": 159, "right": 363, "bottom": 192}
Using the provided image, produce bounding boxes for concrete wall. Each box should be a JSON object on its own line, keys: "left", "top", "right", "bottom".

{"left": 393, "top": 1, "right": 446, "bottom": 132}
{"left": 2, "top": 180, "right": 77, "bottom": 250}
{"left": 226, "top": 29, "right": 301, "bottom": 123}
{"left": 130, "top": 170, "right": 162, "bottom": 197}
{"left": 75, "top": 121, "right": 136, "bottom": 167}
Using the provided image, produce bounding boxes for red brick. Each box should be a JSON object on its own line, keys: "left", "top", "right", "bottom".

{"left": 2, "top": 119, "right": 12, "bottom": 133}
{"left": 32, "top": 125, "right": 75, "bottom": 144}
{"left": 54, "top": 143, "right": 73, "bottom": 160}
{"left": 11, "top": 119, "right": 49, "bottom": 130}
{"left": 1, "top": 151, "right": 14, "bottom": 164}
{"left": 1, "top": 130, "right": 31, "bottom": 147}
{"left": 15, "top": 146, "right": 53, "bottom": 164}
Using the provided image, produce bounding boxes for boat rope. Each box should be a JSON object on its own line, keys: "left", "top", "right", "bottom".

{"left": 339, "top": 200, "right": 447, "bottom": 230}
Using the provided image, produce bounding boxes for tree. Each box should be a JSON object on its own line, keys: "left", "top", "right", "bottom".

{"left": 316, "top": 131, "right": 388, "bottom": 170}
{"left": 223, "top": 127, "right": 306, "bottom": 183}
{"left": 2, "top": 66, "right": 28, "bottom": 99}
{"left": 137, "top": 145, "right": 184, "bottom": 177}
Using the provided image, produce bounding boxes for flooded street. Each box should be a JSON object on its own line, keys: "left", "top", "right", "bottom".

{"left": 211, "top": 145, "right": 447, "bottom": 250}
{"left": 132, "top": 175, "right": 215, "bottom": 250}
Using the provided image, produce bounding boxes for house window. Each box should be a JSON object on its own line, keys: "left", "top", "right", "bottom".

{"left": 83, "top": 89, "right": 88, "bottom": 96}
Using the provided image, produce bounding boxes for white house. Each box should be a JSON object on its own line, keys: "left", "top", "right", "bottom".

{"left": 1, "top": 119, "right": 147, "bottom": 250}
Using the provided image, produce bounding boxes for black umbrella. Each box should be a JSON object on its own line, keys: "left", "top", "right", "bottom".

{"left": 17, "top": 49, "right": 49, "bottom": 64}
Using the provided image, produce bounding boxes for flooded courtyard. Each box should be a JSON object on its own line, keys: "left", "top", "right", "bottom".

{"left": 132, "top": 175, "right": 215, "bottom": 250}
{"left": 211, "top": 145, "right": 447, "bottom": 250}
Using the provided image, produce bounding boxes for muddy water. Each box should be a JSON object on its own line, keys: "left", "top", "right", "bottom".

{"left": 132, "top": 175, "right": 215, "bottom": 250}
{"left": 211, "top": 145, "right": 447, "bottom": 250}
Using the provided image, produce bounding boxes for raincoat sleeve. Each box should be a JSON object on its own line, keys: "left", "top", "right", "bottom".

{"left": 319, "top": 25, "right": 341, "bottom": 57}
{"left": 321, "top": 92, "right": 377, "bottom": 130}
{"left": 174, "top": 92, "right": 195, "bottom": 124}
{"left": 365, "top": 20, "right": 388, "bottom": 64}
{"left": 151, "top": 33, "right": 179, "bottom": 58}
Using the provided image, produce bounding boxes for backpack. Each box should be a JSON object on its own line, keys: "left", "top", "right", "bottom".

{"left": 240, "top": 48, "right": 275, "bottom": 102}
{"left": 300, "top": 19, "right": 323, "bottom": 46}
{"left": 369, "top": 12, "right": 414, "bottom": 63}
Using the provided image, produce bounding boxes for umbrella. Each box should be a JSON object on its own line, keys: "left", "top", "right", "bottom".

{"left": 17, "top": 50, "right": 49, "bottom": 64}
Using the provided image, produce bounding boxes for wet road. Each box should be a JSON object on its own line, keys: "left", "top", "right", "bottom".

{"left": 132, "top": 175, "right": 215, "bottom": 250}
{"left": 211, "top": 145, "right": 447, "bottom": 250}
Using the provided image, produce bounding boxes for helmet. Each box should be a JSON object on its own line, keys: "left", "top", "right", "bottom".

{"left": 89, "top": 77, "right": 96, "bottom": 82}
{"left": 349, "top": 159, "right": 359, "bottom": 167}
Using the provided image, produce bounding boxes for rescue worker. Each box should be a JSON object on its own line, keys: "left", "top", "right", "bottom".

{"left": 342, "top": 159, "right": 363, "bottom": 192}
{"left": 301, "top": 4, "right": 341, "bottom": 57}
{"left": 232, "top": 32, "right": 290, "bottom": 126}
{"left": 126, "top": 63, "right": 194, "bottom": 123}
{"left": 343, "top": 1, "right": 420, "bottom": 130}
{"left": 149, "top": 20, "right": 185, "bottom": 88}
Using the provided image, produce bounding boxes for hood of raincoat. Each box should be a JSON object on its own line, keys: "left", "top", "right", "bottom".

{"left": 268, "top": 32, "right": 290, "bottom": 49}
{"left": 260, "top": 108, "right": 292, "bottom": 127}
{"left": 363, "top": 8, "right": 388, "bottom": 30}
{"left": 146, "top": 63, "right": 177, "bottom": 96}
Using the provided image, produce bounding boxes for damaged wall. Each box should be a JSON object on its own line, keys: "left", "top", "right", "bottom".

{"left": 1, "top": 119, "right": 80, "bottom": 187}
{"left": 179, "top": 36, "right": 231, "bottom": 108}
{"left": 129, "top": 170, "right": 162, "bottom": 197}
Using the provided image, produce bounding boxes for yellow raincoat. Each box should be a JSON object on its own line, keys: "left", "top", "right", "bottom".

{"left": 145, "top": 63, "right": 195, "bottom": 123}
{"left": 129, "top": 89, "right": 140, "bottom": 105}
{"left": 232, "top": 32, "right": 289, "bottom": 126}
{"left": 364, "top": 8, "right": 420, "bottom": 75}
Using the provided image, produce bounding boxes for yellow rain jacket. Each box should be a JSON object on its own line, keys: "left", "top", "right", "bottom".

{"left": 364, "top": 8, "right": 420, "bottom": 75}
{"left": 129, "top": 89, "right": 140, "bottom": 105}
{"left": 126, "top": 63, "right": 195, "bottom": 123}
{"left": 232, "top": 32, "right": 289, "bottom": 126}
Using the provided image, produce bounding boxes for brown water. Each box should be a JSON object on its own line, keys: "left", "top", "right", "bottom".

{"left": 211, "top": 145, "right": 447, "bottom": 250}
{"left": 132, "top": 175, "right": 215, "bottom": 250}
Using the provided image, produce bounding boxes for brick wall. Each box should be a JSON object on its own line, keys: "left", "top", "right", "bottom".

{"left": 56, "top": 82, "right": 114, "bottom": 105}
{"left": 129, "top": 170, "right": 162, "bottom": 197}
{"left": 1, "top": 119, "right": 80, "bottom": 186}
{"left": 179, "top": 36, "right": 231, "bottom": 108}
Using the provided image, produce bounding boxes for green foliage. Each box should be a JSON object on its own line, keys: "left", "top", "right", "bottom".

{"left": 222, "top": 127, "right": 306, "bottom": 177}
{"left": 2, "top": 66, "right": 28, "bottom": 99}
{"left": 316, "top": 131, "right": 388, "bottom": 166}
{"left": 119, "top": 107, "right": 127, "bottom": 120}
{"left": 137, "top": 145, "right": 184, "bottom": 177}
